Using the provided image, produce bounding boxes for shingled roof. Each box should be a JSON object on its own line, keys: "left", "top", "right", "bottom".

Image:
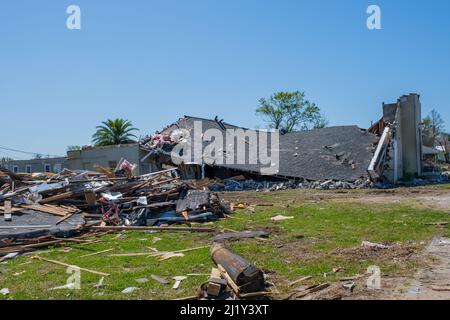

{"left": 148, "top": 116, "right": 377, "bottom": 182}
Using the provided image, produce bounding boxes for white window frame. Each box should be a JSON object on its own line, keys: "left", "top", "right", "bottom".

{"left": 44, "top": 164, "right": 51, "bottom": 173}
{"left": 26, "top": 165, "right": 32, "bottom": 173}
{"left": 12, "top": 165, "right": 19, "bottom": 173}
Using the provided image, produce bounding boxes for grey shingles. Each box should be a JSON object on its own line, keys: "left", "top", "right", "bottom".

{"left": 151, "top": 116, "right": 377, "bottom": 182}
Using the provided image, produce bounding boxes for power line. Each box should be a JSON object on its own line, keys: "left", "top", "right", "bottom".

{"left": 0, "top": 145, "right": 63, "bottom": 158}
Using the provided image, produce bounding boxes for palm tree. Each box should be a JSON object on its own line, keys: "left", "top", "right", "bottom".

{"left": 92, "top": 119, "right": 139, "bottom": 146}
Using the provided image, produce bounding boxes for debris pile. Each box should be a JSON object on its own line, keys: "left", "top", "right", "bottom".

{"left": 208, "top": 177, "right": 374, "bottom": 192}
{"left": 0, "top": 164, "right": 232, "bottom": 244}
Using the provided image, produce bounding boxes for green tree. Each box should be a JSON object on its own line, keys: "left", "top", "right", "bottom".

{"left": 92, "top": 119, "right": 138, "bottom": 146}
{"left": 67, "top": 145, "right": 82, "bottom": 151}
{"left": 256, "top": 91, "right": 327, "bottom": 132}
{"left": 423, "top": 109, "right": 445, "bottom": 141}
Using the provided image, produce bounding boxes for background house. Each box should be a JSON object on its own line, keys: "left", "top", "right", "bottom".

{"left": 1, "top": 157, "right": 67, "bottom": 174}
{"left": 66, "top": 143, "right": 155, "bottom": 175}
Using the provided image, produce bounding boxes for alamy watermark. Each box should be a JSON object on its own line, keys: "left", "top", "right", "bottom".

{"left": 367, "top": 5, "right": 382, "bottom": 30}
{"left": 170, "top": 121, "right": 280, "bottom": 175}
{"left": 66, "top": 5, "right": 81, "bottom": 30}
{"left": 50, "top": 266, "right": 81, "bottom": 290}
{"left": 366, "top": 265, "right": 382, "bottom": 290}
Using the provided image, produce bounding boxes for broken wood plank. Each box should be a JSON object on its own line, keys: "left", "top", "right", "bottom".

{"left": 20, "top": 205, "right": 68, "bottom": 217}
{"left": 79, "top": 248, "right": 113, "bottom": 258}
{"left": 55, "top": 212, "right": 75, "bottom": 225}
{"left": 39, "top": 191, "right": 74, "bottom": 204}
{"left": 425, "top": 221, "right": 449, "bottom": 227}
{"left": 289, "top": 276, "right": 312, "bottom": 287}
{"left": 32, "top": 255, "right": 110, "bottom": 276}
{"left": 150, "top": 274, "right": 169, "bottom": 284}
{"left": 431, "top": 286, "right": 450, "bottom": 291}
{"left": 4, "top": 200, "right": 12, "bottom": 221}
{"left": 238, "top": 291, "right": 273, "bottom": 298}
{"left": 217, "top": 263, "right": 240, "bottom": 295}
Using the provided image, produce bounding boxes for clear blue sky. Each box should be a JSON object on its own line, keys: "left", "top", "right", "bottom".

{"left": 1, "top": 0, "right": 449, "bottom": 158}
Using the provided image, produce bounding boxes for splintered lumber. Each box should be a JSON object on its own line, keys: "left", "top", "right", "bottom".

{"left": 151, "top": 274, "right": 169, "bottom": 284}
{"left": 212, "top": 243, "right": 265, "bottom": 293}
{"left": 55, "top": 213, "right": 75, "bottom": 225}
{"left": 291, "top": 283, "right": 330, "bottom": 299}
{"left": 79, "top": 248, "right": 113, "bottom": 258}
{"left": 32, "top": 255, "right": 110, "bottom": 276}
{"left": 0, "top": 206, "right": 23, "bottom": 214}
{"left": 238, "top": 291, "right": 273, "bottom": 298}
{"left": 289, "top": 276, "right": 312, "bottom": 287}
{"left": 217, "top": 264, "right": 240, "bottom": 295}
{"left": 90, "top": 226, "right": 216, "bottom": 233}
{"left": 39, "top": 191, "right": 74, "bottom": 204}
{"left": 20, "top": 204, "right": 68, "bottom": 217}
{"left": 3, "top": 200, "right": 12, "bottom": 221}
{"left": 431, "top": 286, "right": 450, "bottom": 292}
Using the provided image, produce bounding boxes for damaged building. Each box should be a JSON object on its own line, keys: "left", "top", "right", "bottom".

{"left": 2, "top": 93, "right": 435, "bottom": 189}
{"left": 140, "top": 117, "right": 378, "bottom": 188}
{"left": 141, "top": 93, "right": 431, "bottom": 188}
{"left": 368, "top": 93, "right": 425, "bottom": 183}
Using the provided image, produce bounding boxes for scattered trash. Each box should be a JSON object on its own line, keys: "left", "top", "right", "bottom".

{"left": 50, "top": 283, "right": 77, "bottom": 290}
{"left": 121, "top": 287, "right": 138, "bottom": 294}
{"left": 158, "top": 252, "right": 185, "bottom": 261}
{"left": 408, "top": 286, "right": 420, "bottom": 294}
{"left": 286, "top": 283, "right": 330, "bottom": 300}
{"left": 0, "top": 252, "right": 19, "bottom": 263}
{"left": 172, "top": 276, "right": 187, "bottom": 289}
{"left": 135, "top": 278, "right": 148, "bottom": 283}
{"left": 342, "top": 281, "right": 356, "bottom": 292}
{"left": 151, "top": 274, "right": 169, "bottom": 285}
{"left": 94, "top": 277, "right": 105, "bottom": 289}
{"left": 270, "top": 215, "right": 294, "bottom": 221}
{"left": 0, "top": 288, "right": 9, "bottom": 296}
{"left": 361, "top": 241, "right": 392, "bottom": 249}
{"left": 152, "top": 237, "right": 162, "bottom": 243}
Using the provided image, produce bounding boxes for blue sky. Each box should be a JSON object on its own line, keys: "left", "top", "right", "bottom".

{"left": 1, "top": 0, "right": 449, "bottom": 158}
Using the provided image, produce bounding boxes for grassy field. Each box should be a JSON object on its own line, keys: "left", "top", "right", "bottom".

{"left": 1, "top": 187, "right": 450, "bottom": 300}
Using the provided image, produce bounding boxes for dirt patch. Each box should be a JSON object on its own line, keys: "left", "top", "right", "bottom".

{"left": 332, "top": 243, "right": 418, "bottom": 263}
{"left": 399, "top": 237, "right": 450, "bottom": 300}
{"left": 275, "top": 239, "right": 327, "bottom": 264}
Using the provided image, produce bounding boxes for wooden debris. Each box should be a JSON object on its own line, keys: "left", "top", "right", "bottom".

{"left": 79, "top": 248, "right": 113, "bottom": 258}
{"left": 217, "top": 264, "right": 240, "bottom": 295}
{"left": 3, "top": 200, "right": 12, "bottom": 221}
{"left": 55, "top": 212, "right": 75, "bottom": 225}
{"left": 32, "top": 255, "right": 110, "bottom": 276}
{"left": 151, "top": 274, "right": 169, "bottom": 284}
{"left": 431, "top": 286, "right": 450, "bottom": 291}
{"left": 90, "top": 226, "right": 216, "bottom": 233}
{"left": 289, "top": 276, "right": 312, "bottom": 287}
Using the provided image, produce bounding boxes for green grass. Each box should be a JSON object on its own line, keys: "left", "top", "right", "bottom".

{"left": 1, "top": 191, "right": 449, "bottom": 300}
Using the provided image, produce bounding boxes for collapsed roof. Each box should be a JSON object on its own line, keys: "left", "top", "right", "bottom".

{"left": 142, "top": 116, "right": 378, "bottom": 182}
